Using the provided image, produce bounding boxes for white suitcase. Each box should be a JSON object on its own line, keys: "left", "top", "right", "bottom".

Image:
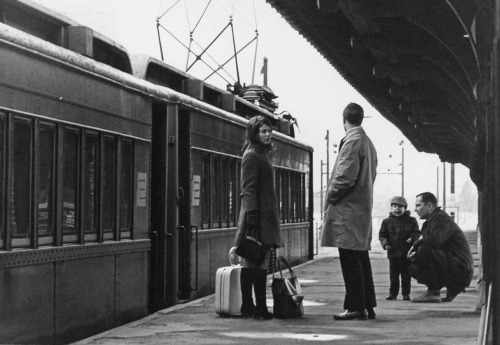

{"left": 215, "top": 248, "right": 242, "bottom": 316}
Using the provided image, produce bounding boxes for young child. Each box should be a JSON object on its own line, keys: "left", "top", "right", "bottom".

{"left": 379, "top": 196, "right": 421, "bottom": 301}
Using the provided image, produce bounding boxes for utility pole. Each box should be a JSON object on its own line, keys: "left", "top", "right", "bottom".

{"left": 320, "top": 160, "right": 324, "bottom": 220}
{"left": 325, "top": 130, "right": 330, "bottom": 185}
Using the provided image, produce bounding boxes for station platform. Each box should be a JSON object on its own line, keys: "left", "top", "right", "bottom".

{"left": 74, "top": 237, "right": 481, "bottom": 345}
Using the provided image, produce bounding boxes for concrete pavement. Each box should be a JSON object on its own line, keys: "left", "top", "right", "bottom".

{"left": 73, "top": 236, "right": 480, "bottom": 345}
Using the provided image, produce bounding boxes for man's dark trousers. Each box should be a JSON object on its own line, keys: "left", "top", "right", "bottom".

{"left": 338, "top": 248, "right": 377, "bottom": 311}
{"left": 411, "top": 244, "right": 461, "bottom": 293}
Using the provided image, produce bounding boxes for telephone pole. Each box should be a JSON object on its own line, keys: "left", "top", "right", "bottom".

{"left": 325, "top": 130, "right": 330, "bottom": 185}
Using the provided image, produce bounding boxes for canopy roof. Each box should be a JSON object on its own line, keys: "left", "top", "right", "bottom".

{"left": 267, "top": 0, "right": 480, "bottom": 167}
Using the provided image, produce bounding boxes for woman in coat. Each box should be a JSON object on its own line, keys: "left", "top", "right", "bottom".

{"left": 233, "top": 115, "right": 283, "bottom": 320}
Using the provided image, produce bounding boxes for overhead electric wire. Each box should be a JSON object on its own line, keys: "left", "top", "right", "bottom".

{"left": 251, "top": 0, "right": 258, "bottom": 83}
{"left": 156, "top": 19, "right": 165, "bottom": 61}
{"left": 191, "top": 0, "right": 212, "bottom": 34}
{"left": 251, "top": 31, "right": 258, "bottom": 84}
{"left": 156, "top": 0, "right": 260, "bottom": 87}
{"left": 230, "top": 20, "right": 240, "bottom": 83}
{"left": 157, "top": 0, "right": 181, "bottom": 21}
{"left": 205, "top": 34, "right": 258, "bottom": 81}
{"left": 186, "top": 21, "right": 232, "bottom": 72}
{"left": 190, "top": 37, "right": 235, "bottom": 81}
{"left": 158, "top": 24, "right": 234, "bottom": 85}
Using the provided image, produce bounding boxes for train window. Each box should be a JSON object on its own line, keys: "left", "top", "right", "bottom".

{"left": 228, "top": 159, "right": 236, "bottom": 227}
{"left": 83, "top": 132, "right": 99, "bottom": 239}
{"left": 210, "top": 155, "right": 220, "bottom": 228}
{"left": 235, "top": 160, "right": 241, "bottom": 225}
{"left": 283, "top": 171, "right": 289, "bottom": 223}
{"left": 37, "top": 123, "right": 56, "bottom": 240}
{"left": 300, "top": 174, "right": 307, "bottom": 222}
{"left": 62, "top": 128, "right": 79, "bottom": 242}
{"left": 9, "top": 117, "right": 32, "bottom": 246}
{"left": 289, "top": 172, "right": 292, "bottom": 221}
{"left": 298, "top": 173, "right": 303, "bottom": 221}
{"left": 201, "top": 153, "right": 210, "bottom": 229}
{"left": 0, "top": 114, "right": 4, "bottom": 246}
{"left": 220, "top": 157, "right": 228, "bottom": 228}
{"left": 291, "top": 173, "right": 300, "bottom": 222}
{"left": 304, "top": 173, "right": 309, "bottom": 221}
{"left": 102, "top": 136, "right": 116, "bottom": 238}
{"left": 199, "top": 153, "right": 241, "bottom": 230}
{"left": 290, "top": 172, "right": 296, "bottom": 222}
{"left": 274, "top": 168, "right": 281, "bottom": 222}
{"left": 120, "top": 139, "right": 133, "bottom": 237}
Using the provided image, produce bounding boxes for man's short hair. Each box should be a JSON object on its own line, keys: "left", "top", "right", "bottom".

{"left": 416, "top": 192, "right": 437, "bottom": 206}
{"left": 343, "top": 103, "right": 364, "bottom": 126}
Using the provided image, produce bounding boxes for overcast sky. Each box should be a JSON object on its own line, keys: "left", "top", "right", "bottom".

{"left": 29, "top": 0, "right": 476, "bottom": 215}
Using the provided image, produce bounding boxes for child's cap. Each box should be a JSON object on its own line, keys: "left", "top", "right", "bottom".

{"left": 390, "top": 196, "right": 407, "bottom": 207}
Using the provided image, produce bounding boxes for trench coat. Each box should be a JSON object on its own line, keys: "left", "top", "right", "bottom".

{"left": 321, "top": 126, "right": 378, "bottom": 250}
{"left": 233, "top": 147, "right": 283, "bottom": 248}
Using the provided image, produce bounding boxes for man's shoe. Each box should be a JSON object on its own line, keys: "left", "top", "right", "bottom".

{"left": 411, "top": 289, "right": 441, "bottom": 303}
{"left": 403, "top": 295, "right": 411, "bottom": 301}
{"left": 442, "top": 292, "right": 458, "bottom": 302}
{"left": 333, "top": 310, "right": 367, "bottom": 320}
{"left": 367, "top": 308, "right": 376, "bottom": 320}
{"left": 386, "top": 295, "right": 397, "bottom": 300}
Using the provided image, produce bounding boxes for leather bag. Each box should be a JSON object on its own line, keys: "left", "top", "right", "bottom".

{"left": 235, "top": 227, "right": 266, "bottom": 265}
{"left": 272, "top": 256, "right": 304, "bottom": 318}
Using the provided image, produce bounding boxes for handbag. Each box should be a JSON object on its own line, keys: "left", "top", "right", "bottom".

{"left": 235, "top": 227, "right": 266, "bottom": 265}
{"left": 272, "top": 256, "right": 304, "bottom": 318}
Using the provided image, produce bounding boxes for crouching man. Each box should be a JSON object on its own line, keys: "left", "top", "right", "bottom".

{"left": 408, "top": 192, "right": 474, "bottom": 303}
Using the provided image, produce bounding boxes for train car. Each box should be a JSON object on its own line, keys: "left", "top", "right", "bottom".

{"left": 0, "top": 2, "right": 152, "bottom": 344}
{"left": 0, "top": 1, "right": 313, "bottom": 343}
{"left": 131, "top": 55, "right": 313, "bottom": 306}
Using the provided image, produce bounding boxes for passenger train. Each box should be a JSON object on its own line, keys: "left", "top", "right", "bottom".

{"left": 0, "top": 1, "right": 313, "bottom": 343}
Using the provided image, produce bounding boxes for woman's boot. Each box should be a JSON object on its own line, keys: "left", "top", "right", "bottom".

{"left": 240, "top": 268, "right": 255, "bottom": 317}
{"left": 253, "top": 269, "right": 273, "bottom": 320}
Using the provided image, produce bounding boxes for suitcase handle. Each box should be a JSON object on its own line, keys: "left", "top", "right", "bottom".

{"left": 229, "top": 247, "right": 241, "bottom": 266}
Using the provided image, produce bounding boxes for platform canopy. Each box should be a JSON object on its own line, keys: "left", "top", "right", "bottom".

{"left": 267, "top": 0, "right": 481, "bottom": 168}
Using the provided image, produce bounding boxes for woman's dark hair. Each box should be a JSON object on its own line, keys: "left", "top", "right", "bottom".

{"left": 343, "top": 103, "right": 364, "bottom": 126}
{"left": 242, "top": 115, "right": 273, "bottom": 153}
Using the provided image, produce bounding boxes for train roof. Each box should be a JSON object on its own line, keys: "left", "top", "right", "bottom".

{"left": 267, "top": 0, "right": 479, "bottom": 168}
{"left": 0, "top": 20, "right": 313, "bottom": 152}
{"left": 130, "top": 55, "right": 282, "bottom": 122}
{"left": 1, "top": 0, "right": 132, "bottom": 73}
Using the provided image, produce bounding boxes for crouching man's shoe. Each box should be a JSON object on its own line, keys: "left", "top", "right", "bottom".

{"left": 411, "top": 289, "right": 441, "bottom": 303}
{"left": 333, "top": 310, "right": 367, "bottom": 320}
{"left": 442, "top": 290, "right": 461, "bottom": 302}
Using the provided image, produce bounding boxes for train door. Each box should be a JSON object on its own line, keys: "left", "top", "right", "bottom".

{"left": 150, "top": 102, "right": 174, "bottom": 311}
{"left": 176, "top": 108, "right": 194, "bottom": 301}
{"left": 150, "top": 103, "right": 193, "bottom": 312}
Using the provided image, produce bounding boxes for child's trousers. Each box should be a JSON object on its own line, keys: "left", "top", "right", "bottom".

{"left": 389, "top": 256, "right": 411, "bottom": 296}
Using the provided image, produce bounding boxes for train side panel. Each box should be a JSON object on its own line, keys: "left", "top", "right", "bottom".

{"left": 187, "top": 109, "right": 312, "bottom": 300}
{"left": 0, "top": 26, "right": 151, "bottom": 344}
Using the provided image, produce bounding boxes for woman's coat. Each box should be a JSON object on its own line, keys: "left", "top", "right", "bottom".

{"left": 233, "top": 147, "right": 283, "bottom": 247}
{"left": 321, "top": 126, "right": 378, "bottom": 250}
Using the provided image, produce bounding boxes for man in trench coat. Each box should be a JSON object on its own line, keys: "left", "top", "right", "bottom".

{"left": 321, "top": 103, "right": 378, "bottom": 320}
